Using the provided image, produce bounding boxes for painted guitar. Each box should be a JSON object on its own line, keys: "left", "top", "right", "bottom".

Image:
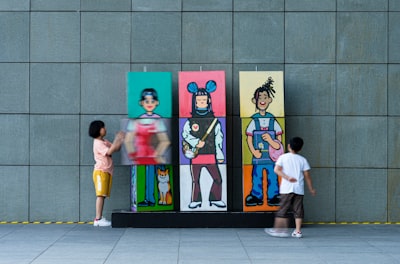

{"left": 182, "top": 118, "right": 218, "bottom": 159}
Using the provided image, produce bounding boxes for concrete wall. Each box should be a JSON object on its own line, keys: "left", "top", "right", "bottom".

{"left": 1, "top": 0, "right": 399, "bottom": 223}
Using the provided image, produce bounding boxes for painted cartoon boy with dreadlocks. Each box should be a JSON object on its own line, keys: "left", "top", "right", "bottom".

{"left": 245, "top": 77, "right": 284, "bottom": 207}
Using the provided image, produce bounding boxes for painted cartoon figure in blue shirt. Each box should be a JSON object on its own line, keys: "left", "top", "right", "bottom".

{"left": 245, "top": 77, "right": 284, "bottom": 206}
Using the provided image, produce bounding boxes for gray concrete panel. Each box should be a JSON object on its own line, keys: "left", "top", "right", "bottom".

{"left": 285, "top": 64, "right": 335, "bottom": 116}
{"left": 0, "top": 63, "right": 29, "bottom": 113}
{"left": 337, "top": 12, "right": 387, "bottom": 63}
{"left": 30, "top": 12, "right": 80, "bottom": 62}
{"left": 337, "top": 64, "right": 387, "bottom": 116}
{"left": 80, "top": 115, "right": 127, "bottom": 166}
{"left": 389, "top": 13, "right": 400, "bottom": 63}
{"left": 29, "top": 166, "right": 79, "bottom": 222}
{"left": 0, "top": 115, "right": 29, "bottom": 165}
{"left": 183, "top": 0, "right": 232, "bottom": 11}
{"left": 285, "top": 0, "right": 336, "bottom": 11}
{"left": 388, "top": 65, "right": 400, "bottom": 115}
{"left": 388, "top": 169, "right": 400, "bottom": 222}
{"left": 388, "top": 117, "right": 400, "bottom": 169}
{"left": 336, "top": 168, "right": 387, "bottom": 222}
{"left": 0, "top": 0, "right": 29, "bottom": 11}
{"left": 234, "top": 0, "right": 284, "bottom": 11}
{"left": 0, "top": 12, "right": 29, "bottom": 62}
{"left": 182, "top": 12, "right": 232, "bottom": 63}
{"left": 0, "top": 166, "right": 29, "bottom": 221}
{"left": 336, "top": 117, "right": 387, "bottom": 168}
{"left": 233, "top": 12, "right": 284, "bottom": 64}
{"left": 79, "top": 166, "right": 95, "bottom": 221}
{"left": 31, "top": 0, "right": 80, "bottom": 11}
{"left": 132, "top": 0, "right": 182, "bottom": 11}
{"left": 30, "top": 63, "right": 80, "bottom": 114}
{"left": 30, "top": 115, "right": 79, "bottom": 165}
{"left": 81, "top": 63, "right": 129, "bottom": 114}
{"left": 131, "top": 12, "right": 181, "bottom": 63}
{"left": 285, "top": 13, "right": 335, "bottom": 63}
{"left": 303, "top": 168, "right": 335, "bottom": 222}
{"left": 81, "top": 0, "right": 131, "bottom": 11}
{"left": 285, "top": 116, "right": 336, "bottom": 168}
{"left": 389, "top": 0, "right": 400, "bottom": 10}
{"left": 338, "top": 0, "right": 388, "bottom": 11}
{"left": 81, "top": 12, "right": 130, "bottom": 62}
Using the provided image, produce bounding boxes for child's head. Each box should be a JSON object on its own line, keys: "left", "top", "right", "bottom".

{"left": 289, "top": 137, "right": 304, "bottom": 152}
{"left": 88, "top": 120, "right": 105, "bottom": 138}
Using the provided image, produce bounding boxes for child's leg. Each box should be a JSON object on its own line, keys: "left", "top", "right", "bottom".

{"left": 274, "top": 217, "right": 289, "bottom": 229}
{"left": 96, "top": 196, "right": 105, "bottom": 220}
{"left": 295, "top": 218, "right": 303, "bottom": 233}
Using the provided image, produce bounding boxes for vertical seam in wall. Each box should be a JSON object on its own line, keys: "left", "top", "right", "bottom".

{"left": 334, "top": 0, "right": 338, "bottom": 223}
{"left": 79, "top": 0, "right": 82, "bottom": 221}
{"left": 386, "top": 0, "right": 389, "bottom": 222}
{"left": 28, "top": 0, "right": 32, "bottom": 223}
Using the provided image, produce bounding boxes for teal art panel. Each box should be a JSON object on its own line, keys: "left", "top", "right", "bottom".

{"left": 127, "top": 72, "right": 172, "bottom": 118}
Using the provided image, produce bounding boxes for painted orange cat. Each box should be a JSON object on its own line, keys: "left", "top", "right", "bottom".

{"left": 157, "top": 168, "right": 172, "bottom": 205}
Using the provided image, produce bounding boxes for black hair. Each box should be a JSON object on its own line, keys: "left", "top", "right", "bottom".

{"left": 289, "top": 137, "right": 304, "bottom": 152}
{"left": 88, "top": 120, "right": 104, "bottom": 138}
{"left": 140, "top": 88, "right": 158, "bottom": 101}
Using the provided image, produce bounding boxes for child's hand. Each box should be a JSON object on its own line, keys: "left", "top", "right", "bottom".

{"left": 288, "top": 177, "right": 297, "bottom": 183}
{"left": 309, "top": 188, "right": 316, "bottom": 196}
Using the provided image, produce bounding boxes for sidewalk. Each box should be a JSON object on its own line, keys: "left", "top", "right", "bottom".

{"left": 0, "top": 223, "right": 399, "bottom": 264}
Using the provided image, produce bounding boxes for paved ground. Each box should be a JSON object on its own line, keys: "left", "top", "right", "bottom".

{"left": 0, "top": 223, "right": 399, "bottom": 264}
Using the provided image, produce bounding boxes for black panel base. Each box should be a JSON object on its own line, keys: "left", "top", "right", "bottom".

{"left": 112, "top": 210, "right": 293, "bottom": 228}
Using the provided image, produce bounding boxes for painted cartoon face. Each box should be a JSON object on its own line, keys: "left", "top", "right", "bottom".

{"left": 256, "top": 91, "right": 272, "bottom": 110}
{"left": 141, "top": 95, "right": 159, "bottom": 112}
{"left": 195, "top": 95, "right": 209, "bottom": 109}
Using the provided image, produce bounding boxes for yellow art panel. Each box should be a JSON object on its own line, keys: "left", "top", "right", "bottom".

{"left": 239, "top": 71, "right": 284, "bottom": 118}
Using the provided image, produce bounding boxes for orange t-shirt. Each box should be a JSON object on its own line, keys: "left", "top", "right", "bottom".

{"left": 93, "top": 139, "right": 113, "bottom": 175}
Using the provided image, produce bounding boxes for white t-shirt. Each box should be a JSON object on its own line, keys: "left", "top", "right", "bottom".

{"left": 276, "top": 152, "right": 310, "bottom": 195}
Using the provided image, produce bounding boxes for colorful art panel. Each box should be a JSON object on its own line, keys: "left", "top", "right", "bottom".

{"left": 239, "top": 71, "right": 284, "bottom": 118}
{"left": 131, "top": 165, "right": 174, "bottom": 212}
{"left": 180, "top": 164, "right": 227, "bottom": 212}
{"left": 120, "top": 118, "right": 172, "bottom": 165}
{"left": 241, "top": 117, "right": 286, "bottom": 165}
{"left": 179, "top": 117, "right": 226, "bottom": 165}
{"left": 242, "top": 165, "right": 280, "bottom": 212}
{"left": 178, "top": 71, "right": 226, "bottom": 118}
{"left": 127, "top": 72, "right": 172, "bottom": 118}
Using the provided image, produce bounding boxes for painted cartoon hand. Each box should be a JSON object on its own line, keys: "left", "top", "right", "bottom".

{"left": 196, "top": 140, "right": 205, "bottom": 149}
{"left": 253, "top": 150, "right": 262, "bottom": 159}
{"left": 262, "top": 132, "right": 272, "bottom": 142}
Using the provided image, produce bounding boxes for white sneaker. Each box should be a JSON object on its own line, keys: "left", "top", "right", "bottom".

{"left": 93, "top": 217, "right": 111, "bottom": 227}
{"left": 264, "top": 228, "right": 290, "bottom": 238}
{"left": 291, "top": 230, "right": 303, "bottom": 238}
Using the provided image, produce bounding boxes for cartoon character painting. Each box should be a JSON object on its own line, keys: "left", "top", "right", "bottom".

{"left": 123, "top": 72, "right": 173, "bottom": 212}
{"left": 179, "top": 71, "right": 227, "bottom": 212}
{"left": 240, "top": 71, "right": 285, "bottom": 212}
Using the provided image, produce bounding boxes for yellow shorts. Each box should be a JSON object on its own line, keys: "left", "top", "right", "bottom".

{"left": 93, "top": 170, "right": 112, "bottom": 197}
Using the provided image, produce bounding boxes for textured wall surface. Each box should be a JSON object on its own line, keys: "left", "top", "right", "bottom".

{"left": 0, "top": 0, "right": 399, "bottom": 223}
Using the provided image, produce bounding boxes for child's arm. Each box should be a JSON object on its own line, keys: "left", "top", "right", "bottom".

{"left": 304, "top": 170, "right": 316, "bottom": 196}
{"left": 274, "top": 165, "right": 297, "bottom": 183}
{"left": 106, "top": 131, "right": 125, "bottom": 156}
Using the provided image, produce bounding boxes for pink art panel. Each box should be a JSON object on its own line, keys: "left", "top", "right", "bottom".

{"left": 178, "top": 71, "right": 226, "bottom": 118}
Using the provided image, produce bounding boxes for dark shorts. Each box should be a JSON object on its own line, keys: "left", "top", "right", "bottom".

{"left": 276, "top": 193, "right": 304, "bottom": 219}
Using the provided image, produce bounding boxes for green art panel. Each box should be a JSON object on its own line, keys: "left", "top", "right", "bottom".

{"left": 127, "top": 72, "right": 172, "bottom": 118}
{"left": 131, "top": 165, "right": 174, "bottom": 212}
